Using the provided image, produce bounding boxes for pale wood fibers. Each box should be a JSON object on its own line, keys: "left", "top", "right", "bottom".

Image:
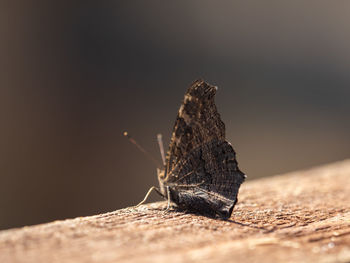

{"left": 1, "top": 160, "right": 350, "bottom": 263}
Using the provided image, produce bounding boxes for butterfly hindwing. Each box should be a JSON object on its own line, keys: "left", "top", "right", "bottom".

{"left": 166, "top": 139, "right": 245, "bottom": 218}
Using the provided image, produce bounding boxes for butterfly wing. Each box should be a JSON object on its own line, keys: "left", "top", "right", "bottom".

{"left": 165, "top": 80, "right": 225, "bottom": 175}
{"left": 162, "top": 80, "right": 245, "bottom": 218}
{"left": 166, "top": 139, "right": 245, "bottom": 218}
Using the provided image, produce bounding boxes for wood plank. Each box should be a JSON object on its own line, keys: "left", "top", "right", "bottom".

{"left": 1, "top": 160, "right": 350, "bottom": 263}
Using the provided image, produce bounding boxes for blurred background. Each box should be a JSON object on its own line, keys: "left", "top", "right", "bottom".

{"left": 1, "top": 1, "right": 349, "bottom": 230}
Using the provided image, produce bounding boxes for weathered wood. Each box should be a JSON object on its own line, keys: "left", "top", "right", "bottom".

{"left": 1, "top": 160, "right": 350, "bottom": 263}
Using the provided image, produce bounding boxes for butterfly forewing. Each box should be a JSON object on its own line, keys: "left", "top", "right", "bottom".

{"left": 160, "top": 80, "right": 245, "bottom": 218}
{"left": 165, "top": 80, "right": 225, "bottom": 175}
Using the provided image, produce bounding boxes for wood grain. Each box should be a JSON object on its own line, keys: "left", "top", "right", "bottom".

{"left": 1, "top": 160, "right": 350, "bottom": 263}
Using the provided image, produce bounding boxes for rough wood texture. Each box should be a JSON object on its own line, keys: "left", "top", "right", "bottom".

{"left": 1, "top": 160, "right": 350, "bottom": 263}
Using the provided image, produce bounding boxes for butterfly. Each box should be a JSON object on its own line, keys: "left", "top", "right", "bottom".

{"left": 136, "top": 80, "right": 246, "bottom": 219}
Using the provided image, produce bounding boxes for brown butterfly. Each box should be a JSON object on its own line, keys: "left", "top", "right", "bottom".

{"left": 133, "top": 80, "right": 246, "bottom": 219}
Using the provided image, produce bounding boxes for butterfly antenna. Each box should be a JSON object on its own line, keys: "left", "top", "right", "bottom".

{"left": 123, "top": 132, "right": 161, "bottom": 168}
{"left": 157, "top": 134, "right": 166, "bottom": 166}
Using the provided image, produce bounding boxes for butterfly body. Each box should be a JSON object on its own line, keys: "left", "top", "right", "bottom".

{"left": 157, "top": 80, "right": 246, "bottom": 219}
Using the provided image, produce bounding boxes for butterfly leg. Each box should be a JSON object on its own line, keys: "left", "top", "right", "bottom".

{"left": 165, "top": 186, "right": 171, "bottom": 211}
{"left": 136, "top": 186, "right": 164, "bottom": 207}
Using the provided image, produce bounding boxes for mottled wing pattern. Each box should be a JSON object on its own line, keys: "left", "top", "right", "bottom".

{"left": 167, "top": 139, "right": 245, "bottom": 218}
{"left": 165, "top": 80, "right": 225, "bottom": 175}
{"left": 162, "top": 80, "right": 245, "bottom": 218}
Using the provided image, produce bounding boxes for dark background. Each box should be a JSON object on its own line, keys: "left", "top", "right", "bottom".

{"left": 1, "top": 1, "right": 349, "bottom": 230}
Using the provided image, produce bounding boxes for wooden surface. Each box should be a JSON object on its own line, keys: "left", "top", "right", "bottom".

{"left": 1, "top": 160, "right": 350, "bottom": 263}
